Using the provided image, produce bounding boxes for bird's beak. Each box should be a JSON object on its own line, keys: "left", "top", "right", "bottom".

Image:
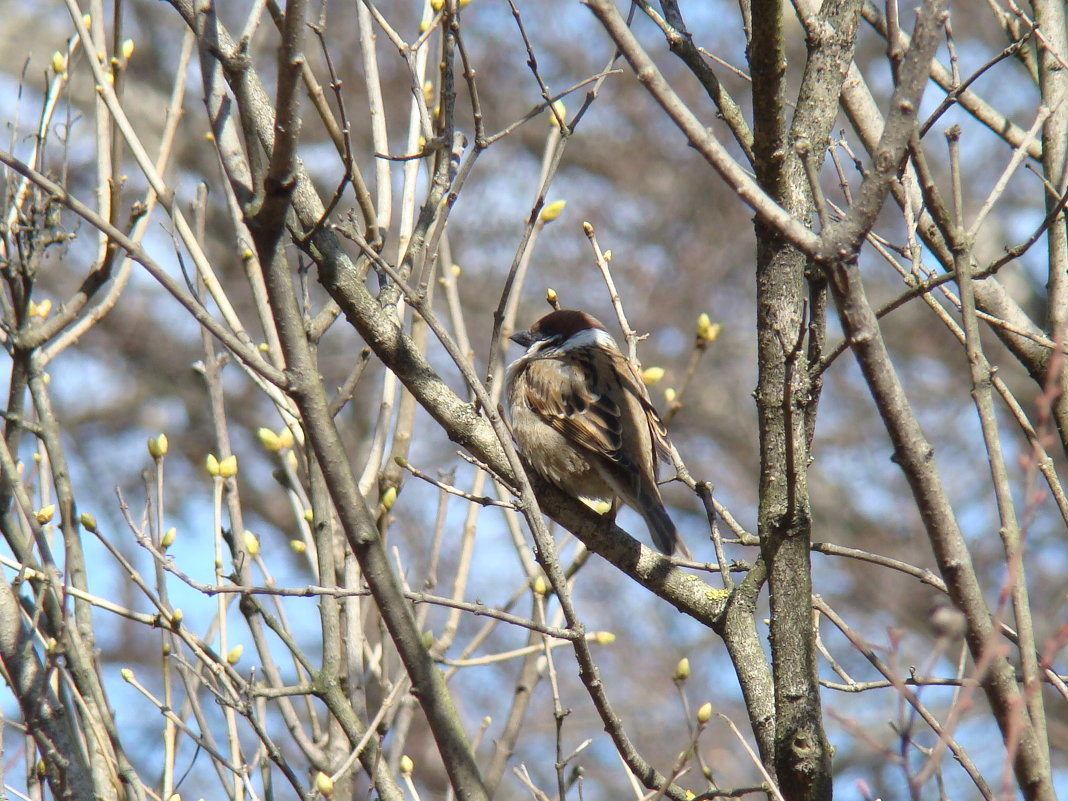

{"left": 509, "top": 330, "right": 535, "bottom": 348}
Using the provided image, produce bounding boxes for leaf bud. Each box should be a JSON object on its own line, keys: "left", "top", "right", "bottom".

{"left": 539, "top": 200, "right": 566, "bottom": 222}
{"left": 315, "top": 771, "right": 334, "bottom": 797}
{"left": 276, "top": 426, "right": 294, "bottom": 449}
{"left": 673, "top": 657, "right": 690, "bottom": 681}
{"left": 641, "top": 366, "right": 665, "bottom": 386}
{"left": 257, "top": 427, "right": 281, "bottom": 452}
{"left": 217, "top": 455, "right": 238, "bottom": 478}
{"left": 148, "top": 433, "right": 169, "bottom": 459}
{"left": 697, "top": 702, "right": 713, "bottom": 723}
{"left": 548, "top": 99, "right": 566, "bottom": 126}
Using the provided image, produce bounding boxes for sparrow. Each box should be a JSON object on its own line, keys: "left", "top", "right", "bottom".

{"left": 505, "top": 309, "right": 681, "bottom": 555}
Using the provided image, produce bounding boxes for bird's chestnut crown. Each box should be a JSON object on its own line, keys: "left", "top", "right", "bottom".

{"left": 510, "top": 309, "right": 608, "bottom": 350}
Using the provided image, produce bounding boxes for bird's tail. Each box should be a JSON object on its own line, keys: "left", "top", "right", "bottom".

{"left": 641, "top": 498, "right": 685, "bottom": 557}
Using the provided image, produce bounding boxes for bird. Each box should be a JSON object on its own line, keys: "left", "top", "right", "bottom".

{"left": 505, "top": 308, "right": 681, "bottom": 555}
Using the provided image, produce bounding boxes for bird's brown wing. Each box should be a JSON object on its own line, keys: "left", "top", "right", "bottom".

{"left": 518, "top": 352, "right": 630, "bottom": 467}
{"left": 618, "top": 357, "right": 672, "bottom": 461}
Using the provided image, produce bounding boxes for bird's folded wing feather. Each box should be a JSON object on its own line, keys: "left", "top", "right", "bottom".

{"left": 619, "top": 358, "right": 672, "bottom": 460}
{"left": 520, "top": 353, "right": 628, "bottom": 465}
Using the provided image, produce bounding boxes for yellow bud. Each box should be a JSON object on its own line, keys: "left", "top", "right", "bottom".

{"left": 548, "top": 99, "right": 566, "bottom": 126}
{"left": 243, "top": 530, "right": 260, "bottom": 556}
{"left": 170, "top": 608, "right": 183, "bottom": 626}
{"left": 400, "top": 754, "right": 415, "bottom": 775}
{"left": 218, "top": 455, "right": 238, "bottom": 478}
{"left": 258, "top": 342, "right": 270, "bottom": 352}
{"left": 419, "top": 18, "right": 428, "bottom": 32}
{"left": 431, "top": 0, "right": 444, "bottom": 10}
{"left": 105, "top": 71, "right": 114, "bottom": 85}
{"left": 167, "top": 794, "right": 182, "bottom": 801}
{"left": 539, "top": 200, "right": 566, "bottom": 222}
{"left": 205, "top": 454, "right": 220, "bottom": 476}
{"left": 162, "top": 642, "right": 171, "bottom": 655}
{"left": 41, "top": 373, "right": 50, "bottom": 386}
{"left": 79, "top": 512, "right": 97, "bottom": 531}
{"left": 35, "top": 505, "right": 55, "bottom": 524}
{"left": 148, "top": 433, "right": 169, "bottom": 459}
{"left": 381, "top": 486, "right": 397, "bottom": 511}
{"left": 664, "top": 387, "right": 677, "bottom": 403}
{"left": 289, "top": 539, "right": 306, "bottom": 553}
{"left": 546, "top": 287, "right": 558, "bottom": 305}
{"left": 641, "top": 366, "right": 665, "bottom": 386}
{"left": 593, "top": 631, "right": 615, "bottom": 645}
{"left": 161, "top": 527, "right": 177, "bottom": 548}
{"left": 603, "top": 249, "right": 612, "bottom": 262}
{"left": 276, "top": 427, "right": 294, "bottom": 449}
{"left": 35, "top": 299, "right": 52, "bottom": 318}
{"left": 696, "top": 313, "right": 712, "bottom": 338}
{"left": 582, "top": 221, "right": 593, "bottom": 235}
{"left": 241, "top": 248, "right": 254, "bottom": 260}
{"left": 120, "top": 667, "right": 135, "bottom": 682}
{"left": 257, "top": 427, "right": 282, "bottom": 452}
{"left": 226, "top": 644, "right": 244, "bottom": 665}
{"left": 315, "top": 771, "right": 334, "bottom": 797}
{"left": 52, "top": 51, "right": 67, "bottom": 74}
{"left": 121, "top": 39, "right": 135, "bottom": 59}
{"left": 685, "top": 792, "right": 696, "bottom": 800}
{"left": 423, "top": 80, "right": 435, "bottom": 103}
{"left": 45, "top": 637, "right": 58, "bottom": 654}
{"left": 697, "top": 702, "right": 713, "bottom": 723}
{"left": 696, "top": 313, "right": 721, "bottom": 344}
{"left": 421, "top": 630, "right": 434, "bottom": 649}
{"left": 204, "top": 131, "right": 215, "bottom": 142}
{"left": 673, "top": 657, "right": 690, "bottom": 681}
{"left": 303, "top": 509, "right": 314, "bottom": 523}
{"left": 460, "top": 0, "right": 472, "bottom": 6}
{"left": 532, "top": 576, "right": 548, "bottom": 596}
{"left": 451, "top": 263, "right": 462, "bottom": 277}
